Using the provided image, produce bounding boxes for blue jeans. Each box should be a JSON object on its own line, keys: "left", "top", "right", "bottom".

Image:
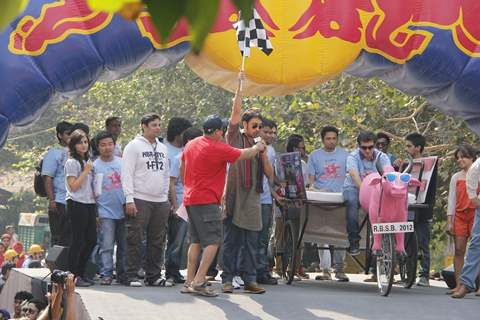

{"left": 460, "top": 209, "right": 480, "bottom": 290}
{"left": 165, "top": 216, "right": 188, "bottom": 280}
{"left": 333, "top": 249, "right": 346, "bottom": 272}
{"left": 416, "top": 220, "right": 431, "bottom": 278}
{"left": 257, "top": 204, "right": 273, "bottom": 278}
{"left": 343, "top": 188, "right": 361, "bottom": 244}
{"left": 99, "top": 218, "right": 126, "bottom": 278}
{"left": 221, "top": 215, "right": 258, "bottom": 284}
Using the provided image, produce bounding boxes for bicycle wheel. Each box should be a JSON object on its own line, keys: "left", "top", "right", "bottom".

{"left": 377, "top": 233, "right": 395, "bottom": 296}
{"left": 282, "top": 220, "right": 298, "bottom": 285}
{"left": 400, "top": 231, "right": 418, "bottom": 288}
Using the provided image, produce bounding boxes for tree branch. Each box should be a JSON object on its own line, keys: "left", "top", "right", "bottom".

{"left": 385, "top": 101, "right": 428, "bottom": 122}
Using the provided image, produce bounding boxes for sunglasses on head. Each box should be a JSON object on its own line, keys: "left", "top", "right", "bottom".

{"left": 252, "top": 124, "right": 263, "bottom": 129}
{"left": 360, "top": 145, "right": 374, "bottom": 150}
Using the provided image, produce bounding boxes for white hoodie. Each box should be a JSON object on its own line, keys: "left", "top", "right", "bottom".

{"left": 122, "top": 135, "right": 169, "bottom": 203}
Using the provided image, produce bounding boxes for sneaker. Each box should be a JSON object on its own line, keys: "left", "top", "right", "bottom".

{"left": 257, "top": 275, "right": 278, "bottom": 285}
{"left": 416, "top": 276, "right": 430, "bottom": 287}
{"left": 315, "top": 270, "right": 332, "bottom": 281}
{"left": 233, "top": 276, "right": 244, "bottom": 286}
{"left": 232, "top": 278, "right": 241, "bottom": 289}
{"left": 100, "top": 277, "right": 113, "bottom": 285}
{"left": 363, "top": 274, "right": 377, "bottom": 283}
{"left": 348, "top": 241, "right": 360, "bottom": 256}
{"left": 76, "top": 277, "right": 92, "bottom": 287}
{"left": 335, "top": 272, "right": 350, "bottom": 282}
{"left": 166, "top": 277, "right": 177, "bottom": 286}
{"left": 137, "top": 268, "right": 146, "bottom": 279}
{"left": 128, "top": 280, "right": 143, "bottom": 287}
{"left": 167, "top": 274, "right": 186, "bottom": 284}
{"left": 244, "top": 282, "right": 266, "bottom": 294}
{"left": 146, "top": 277, "right": 174, "bottom": 287}
{"left": 222, "top": 282, "right": 234, "bottom": 293}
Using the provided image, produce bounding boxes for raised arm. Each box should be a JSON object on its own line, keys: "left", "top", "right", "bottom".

{"left": 230, "top": 72, "right": 244, "bottom": 126}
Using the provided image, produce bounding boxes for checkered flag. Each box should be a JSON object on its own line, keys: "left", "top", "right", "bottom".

{"left": 234, "top": 9, "right": 273, "bottom": 57}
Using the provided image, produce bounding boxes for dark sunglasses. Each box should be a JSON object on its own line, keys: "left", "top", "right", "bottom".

{"left": 22, "top": 308, "right": 37, "bottom": 314}
{"left": 252, "top": 124, "right": 263, "bottom": 129}
{"left": 360, "top": 145, "right": 374, "bottom": 150}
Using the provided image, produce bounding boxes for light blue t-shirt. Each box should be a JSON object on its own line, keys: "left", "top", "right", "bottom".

{"left": 343, "top": 149, "right": 391, "bottom": 191}
{"left": 261, "top": 145, "right": 276, "bottom": 205}
{"left": 166, "top": 141, "right": 183, "bottom": 205}
{"left": 41, "top": 147, "right": 69, "bottom": 204}
{"left": 93, "top": 157, "right": 125, "bottom": 219}
{"left": 307, "top": 147, "right": 349, "bottom": 192}
{"left": 170, "top": 153, "right": 183, "bottom": 205}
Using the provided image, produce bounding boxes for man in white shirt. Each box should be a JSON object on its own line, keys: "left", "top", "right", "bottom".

{"left": 121, "top": 114, "right": 171, "bottom": 287}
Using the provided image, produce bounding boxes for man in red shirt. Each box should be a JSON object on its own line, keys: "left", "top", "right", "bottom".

{"left": 180, "top": 115, "right": 266, "bottom": 297}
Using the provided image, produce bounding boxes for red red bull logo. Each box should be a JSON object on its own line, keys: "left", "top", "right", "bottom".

{"left": 287, "top": 0, "right": 480, "bottom": 63}
{"left": 8, "top": 0, "right": 112, "bottom": 56}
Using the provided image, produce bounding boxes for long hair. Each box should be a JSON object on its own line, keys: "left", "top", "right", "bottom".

{"left": 68, "top": 129, "right": 90, "bottom": 170}
{"left": 286, "top": 134, "right": 304, "bottom": 153}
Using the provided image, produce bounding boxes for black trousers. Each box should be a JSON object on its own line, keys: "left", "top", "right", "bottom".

{"left": 66, "top": 200, "right": 97, "bottom": 277}
{"left": 48, "top": 203, "right": 72, "bottom": 246}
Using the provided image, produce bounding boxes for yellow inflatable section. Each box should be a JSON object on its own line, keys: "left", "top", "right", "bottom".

{"left": 187, "top": 0, "right": 363, "bottom": 96}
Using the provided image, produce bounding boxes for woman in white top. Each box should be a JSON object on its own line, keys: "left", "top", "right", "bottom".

{"left": 65, "top": 129, "right": 96, "bottom": 287}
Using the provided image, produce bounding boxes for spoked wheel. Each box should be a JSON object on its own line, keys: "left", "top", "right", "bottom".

{"left": 376, "top": 233, "right": 396, "bottom": 296}
{"left": 400, "top": 231, "right": 418, "bottom": 288}
{"left": 282, "top": 220, "right": 298, "bottom": 285}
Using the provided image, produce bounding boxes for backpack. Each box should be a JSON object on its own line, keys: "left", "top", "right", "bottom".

{"left": 34, "top": 158, "right": 47, "bottom": 198}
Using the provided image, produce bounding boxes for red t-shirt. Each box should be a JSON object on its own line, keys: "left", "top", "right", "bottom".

{"left": 182, "top": 136, "right": 241, "bottom": 205}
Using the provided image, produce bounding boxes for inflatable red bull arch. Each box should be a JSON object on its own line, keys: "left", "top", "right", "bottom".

{"left": 1, "top": 0, "right": 480, "bottom": 146}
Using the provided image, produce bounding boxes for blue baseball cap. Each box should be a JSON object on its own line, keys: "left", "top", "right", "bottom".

{"left": 203, "top": 115, "right": 228, "bottom": 134}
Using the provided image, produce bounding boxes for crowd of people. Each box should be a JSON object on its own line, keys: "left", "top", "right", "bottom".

{"left": 1, "top": 77, "right": 479, "bottom": 302}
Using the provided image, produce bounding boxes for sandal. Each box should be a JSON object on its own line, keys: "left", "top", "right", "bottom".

{"left": 192, "top": 282, "right": 218, "bottom": 297}
{"left": 180, "top": 284, "right": 195, "bottom": 294}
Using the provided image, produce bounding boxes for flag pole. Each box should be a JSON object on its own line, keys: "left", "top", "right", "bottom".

{"left": 239, "top": 11, "right": 248, "bottom": 92}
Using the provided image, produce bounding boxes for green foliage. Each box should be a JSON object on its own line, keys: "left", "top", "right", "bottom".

{"left": 87, "top": 0, "right": 254, "bottom": 52}
{"left": 2, "top": 63, "right": 476, "bottom": 272}
{"left": 0, "top": 190, "right": 46, "bottom": 230}
{"left": 0, "top": 0, "right": 28, "bottom": 31}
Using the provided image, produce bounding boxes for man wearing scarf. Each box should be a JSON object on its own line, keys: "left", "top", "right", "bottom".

{"left": 221, "top": 74, "right": 273, "bottom": 294}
